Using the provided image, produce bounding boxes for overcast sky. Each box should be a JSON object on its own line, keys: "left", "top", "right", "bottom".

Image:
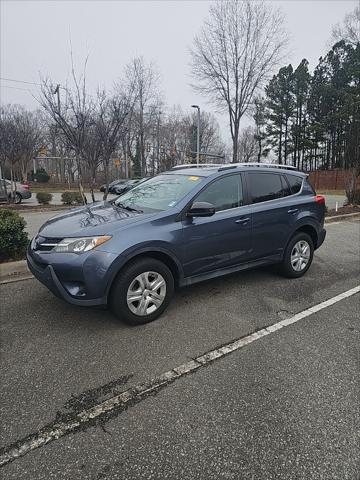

{"left": 0, "top": 0, "right": 356, "bottom": 140}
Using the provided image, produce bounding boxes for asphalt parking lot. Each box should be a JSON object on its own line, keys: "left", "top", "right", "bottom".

{"left": 0, "top": 220, "right": 359, "bottom": 479}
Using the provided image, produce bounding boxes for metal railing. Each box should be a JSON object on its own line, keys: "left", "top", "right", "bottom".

{"left": 230, "top": 162, "right": 297, "bottom": 171}
{"left": 171, "top": 164, "right": 223, "bottom": 170}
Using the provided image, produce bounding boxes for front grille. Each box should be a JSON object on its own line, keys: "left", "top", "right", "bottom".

{"left": 33, "top": 236, "right": 63, "bottom": 252}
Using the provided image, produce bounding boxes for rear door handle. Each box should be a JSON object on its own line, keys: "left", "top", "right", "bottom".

{"left": 235, "top": 217, "right": 250, "bottom": 225}
{"left": 287, "top": 208, "right": 298, "bottom": 214}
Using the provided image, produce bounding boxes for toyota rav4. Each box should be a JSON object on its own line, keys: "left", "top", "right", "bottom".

{"left": 27, "top": 164, "right": 326, "bottom": 325}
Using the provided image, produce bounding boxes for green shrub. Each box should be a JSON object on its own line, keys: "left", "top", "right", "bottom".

{"left": 61, "top": 191, "right": 84, "bottom": 205}
{"left": 0, "top": 210, "right": 29, "bottom": 262}
{"left": 36, "top": 192, "right": 53, "bottom": 205}
{"left": 32, "top": 168, "right": 50, "bottom": 183}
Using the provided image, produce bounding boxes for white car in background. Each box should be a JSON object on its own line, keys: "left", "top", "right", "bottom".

{"left": 0, "top": 178, "right": 32, "bottom": 204}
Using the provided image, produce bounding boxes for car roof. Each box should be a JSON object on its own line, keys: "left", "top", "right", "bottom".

{"left": 164, "top": 164, "right": 306, "bottom": 178}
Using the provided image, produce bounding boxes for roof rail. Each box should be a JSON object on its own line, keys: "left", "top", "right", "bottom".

{"left": 229, "top": 162, "right": 297, "bottom": 171}
{"left": 171, "top": 163, "right": 222, "bottom": 170}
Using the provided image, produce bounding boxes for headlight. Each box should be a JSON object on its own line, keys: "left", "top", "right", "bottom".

{"left": 54, "top": 236, "right": 112, "bottom": 253}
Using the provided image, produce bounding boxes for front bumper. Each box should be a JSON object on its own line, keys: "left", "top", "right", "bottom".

{"left": 27, "top": 248, "right": 109, "bottom": 306}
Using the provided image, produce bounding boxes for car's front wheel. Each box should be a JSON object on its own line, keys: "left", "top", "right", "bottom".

{"left": 110, "top": 257, "right": 174, "bottom": 325}
{"left": 279, "top": 232, "right": 314, "bottom": 278}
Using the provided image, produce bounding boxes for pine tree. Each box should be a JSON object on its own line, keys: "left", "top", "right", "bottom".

{"left": 253, "top": 97, "right": 270, "bottom": 162}
{"left": 265, "top": 65, "right": 295, "bottom": 164}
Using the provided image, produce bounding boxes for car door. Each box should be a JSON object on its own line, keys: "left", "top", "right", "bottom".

{"left": 181, "top": 173, "right": 252, "bottom": 277}
{"left": 246, "top": 171, "right": 294, "bottom": 260}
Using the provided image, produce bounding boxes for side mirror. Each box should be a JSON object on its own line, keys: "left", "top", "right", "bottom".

{"left": 186, "top": 201, "right": 215, "bottom": 218}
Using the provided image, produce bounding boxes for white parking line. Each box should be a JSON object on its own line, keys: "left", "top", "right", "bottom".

{"left": 0, "top": 285, "right": 359, "bottom": 468}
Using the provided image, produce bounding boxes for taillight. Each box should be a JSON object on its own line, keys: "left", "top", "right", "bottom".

{"left": 315, "top": 195, "right": 325, "bottom": 205}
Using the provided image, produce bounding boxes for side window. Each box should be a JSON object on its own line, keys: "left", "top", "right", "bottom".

{"left": 196, "top": 174, "right": 243, "bottom": 212}
{"left": 248, "top": 173, "right": 286, "bottom": 204}
{"left": 280, "top": 175, "right": 292, "bottom": 197}
{"left": 286, "top": 174, "right": 303, "bottom": 194}
{"left": 302, "top": 178, "right": 315, "bottom": 194}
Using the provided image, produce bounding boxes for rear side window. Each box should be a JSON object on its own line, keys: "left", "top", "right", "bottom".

{"left": 286, "top": 174, "right": 303, "bottom": 194}
{"left": 196, "top": 174, "right": 243, "bottom": 212}
{"left": 302, "top": 178, "right": 315, "bottom": 194}
{"left": 248, "top": 173, "right": 286, "bottom": 204}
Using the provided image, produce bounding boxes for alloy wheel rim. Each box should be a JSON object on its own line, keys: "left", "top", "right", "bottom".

{"left": 127, "top": 271, "right": 166, "bottom": 316}
{"left": 291, "top": 240, "right": 311, "bottom": 272}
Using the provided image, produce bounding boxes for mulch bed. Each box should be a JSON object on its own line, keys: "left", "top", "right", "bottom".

{"left": 326, "top": 205, "right": 360, "bottom": 217}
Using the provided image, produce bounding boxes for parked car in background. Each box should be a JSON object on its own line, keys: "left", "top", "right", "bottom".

{"left": 0, "top": 178, "right": 32, "bottom": 204}
{"left": 112, "top": 178, "right": 143, "bottom": 195}
{"left": 28, "top": 163, "right": 326, "bottom": 326}
{"left": 0, "top": 179, "right": 7, "bottom": 203}
{"left": 99, "top": 179, "right": 127, "bottom": 193}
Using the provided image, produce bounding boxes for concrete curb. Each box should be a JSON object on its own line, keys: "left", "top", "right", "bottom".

{"left": 0, "top": 260, "right": 32, "bottom": 284}
{"left": 0, "top": 213, "right": 359, "bottom": 284}
{"left": 325, "top": 212, "right": 360, "bottom": 223}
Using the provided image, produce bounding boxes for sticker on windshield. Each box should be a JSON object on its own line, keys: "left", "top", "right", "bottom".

{"left": 188, "top": 176, "right": 200, "bottom": 181}
{"left": 168, "top": 201, "right": 176, "bottom": 207}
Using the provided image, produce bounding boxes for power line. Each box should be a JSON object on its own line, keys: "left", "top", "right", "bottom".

{"left": 0, "top": 77, "right": 41, "bottom": 87}
{"left": 0, "top": 84, "right": 33, "bottom": 92}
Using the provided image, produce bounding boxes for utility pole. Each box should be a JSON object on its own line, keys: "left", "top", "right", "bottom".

{"left": 191, "top": 105, "right": 200, "bottom": 166}
{"left": 156, "top": 110, "right": 161, "bottom": 174}
{"left": 53, "top": 84, "right": 61, "bottom": 113}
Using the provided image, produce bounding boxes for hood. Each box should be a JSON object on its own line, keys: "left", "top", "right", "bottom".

{"left": 38, "top": 201, "right": 153, "bottom": 238}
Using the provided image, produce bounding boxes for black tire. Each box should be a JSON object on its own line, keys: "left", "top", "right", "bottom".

{"left": 8, "top": 192, "right": 22, "bottom": 204}
{"left": 110, "top": 257, "right": 174, "bottom": 325}
{"left": 279, "top": 232, "right": 314, "bottom": 278}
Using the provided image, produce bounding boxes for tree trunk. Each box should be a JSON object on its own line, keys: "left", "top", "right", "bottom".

{"left": 278, "top": 125, "right": 283, "bottom": 164}
{"left": 103, "top": 160, "right": 110, "bottom": 201}
{"left": 232, "top": 122, "right": 239, "bottom": 163}
{"left": 284, "top": 119, "right": 288, "bottom": 164}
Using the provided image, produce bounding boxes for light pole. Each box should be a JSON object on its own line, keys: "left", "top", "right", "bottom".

{"left": 191, "top": 104, "right": 200, "bottom": 166}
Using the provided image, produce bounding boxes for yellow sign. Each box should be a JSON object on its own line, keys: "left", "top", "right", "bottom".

{"left": 39, "top": 146, "right": 47, "bottom": 156}
{"left": 114, "top": 159, "right": 121, "bottom": 167}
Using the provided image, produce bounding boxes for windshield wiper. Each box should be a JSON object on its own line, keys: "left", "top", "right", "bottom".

{"left": 115, "top": 202, "right": 143, "bottom": 214}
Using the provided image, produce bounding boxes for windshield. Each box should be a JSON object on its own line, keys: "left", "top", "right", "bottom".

{"left": 114, "top": 174, "right": 203, "bottom": 212}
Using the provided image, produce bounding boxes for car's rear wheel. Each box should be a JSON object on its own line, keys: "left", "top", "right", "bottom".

{"left": 110, "top": 257, "right": 174, "bottom": 325}
{"left": 279, "top": 232, "right": 314, "bottom": 278}
{"left": 8, "top": 192, "right": 22, "bottom": 204}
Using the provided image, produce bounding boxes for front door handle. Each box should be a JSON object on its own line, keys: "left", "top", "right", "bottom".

{"left": 288, "top": 208, "right": 298, "bottom": 214}
{"left": 235, "top": 217, "right": 250, "bottom": 225}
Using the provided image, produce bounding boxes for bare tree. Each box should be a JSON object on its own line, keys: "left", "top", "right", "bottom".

{"left": 45, "top": 122, "right": 75, "bottom": 185}
{"left": 0, "top": 106, "right": 18, "bottom": 200}
{"left": 17, "top": 109, "right": 43, "bottom": 181}
{"left": 0, "top": 105, "right": 43, "bottom": 201}
{"left": 97, "top": 89, "right": 134, "bottom": 200}
{"left": 190, "top": 0, "right": 288, "bottom": 162}
{"left": 123, "top": 57, "right": 163, "bottom": 176}
{"left": 331, "top": 6, "right": 360, "bottom": 46}
{"left": 183, "top": 110, "right": 225, "bottom": 162}
{"left": 237, "top": 126, "right": 257, "bottom": 163}
{"left": 40, "top": 61, "right": 94, "bottom": 203}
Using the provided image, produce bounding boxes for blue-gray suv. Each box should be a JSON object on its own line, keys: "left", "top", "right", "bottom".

{"left": 27, "top": 164, "right": 326, "bottom": 325}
